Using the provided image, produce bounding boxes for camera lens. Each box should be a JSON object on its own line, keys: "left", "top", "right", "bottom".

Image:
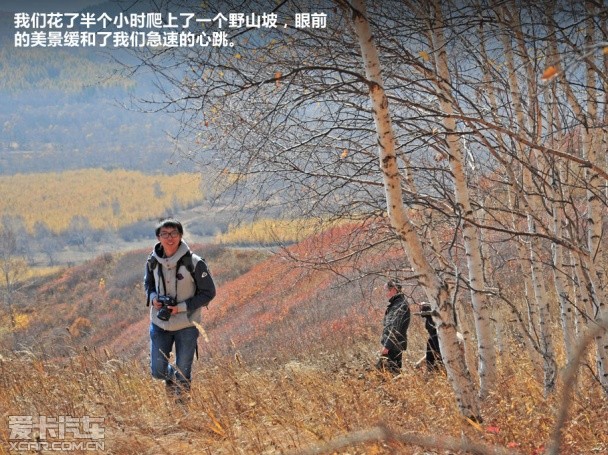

{"left": 157, "top": 307, "right": 171, "bottom": 321}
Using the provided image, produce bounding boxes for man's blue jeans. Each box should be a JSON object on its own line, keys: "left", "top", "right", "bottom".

{"left": 150, "top": 323, "right": 199, "bottom": 390}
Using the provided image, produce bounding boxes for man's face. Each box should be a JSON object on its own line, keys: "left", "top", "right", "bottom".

{"left": 158, "top": 227, "right": 182, "bottom": 257}
{"left": 384, "top": 285, "right": 397, "bottom": 298}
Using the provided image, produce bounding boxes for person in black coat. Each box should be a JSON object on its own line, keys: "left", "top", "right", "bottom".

{"left": 418, "top": 302, "right": 443, "bottom": 371}
{"left": 377, "top": 280, "right": 411, "bottom": 374}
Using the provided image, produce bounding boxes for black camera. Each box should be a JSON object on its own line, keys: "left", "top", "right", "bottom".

{"left": 156, "top": 295, "right": 177, "bottom": 321}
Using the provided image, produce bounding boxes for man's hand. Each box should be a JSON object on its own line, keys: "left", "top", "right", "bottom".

{"left": 152, "top": 299, "right": 178, "bottom": 315}
{"left": 380, "top": 347, "right": 389, "bottom": 356}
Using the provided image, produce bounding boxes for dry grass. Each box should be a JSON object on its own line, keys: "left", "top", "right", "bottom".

{"left": 215, "top": 218, "right": 346, "bottom": 246}
{"left": 3, "top": 230, "right": 608, "bottom": 454}
{"left": 2, "top": 342, "right": 607, "bottom": 455}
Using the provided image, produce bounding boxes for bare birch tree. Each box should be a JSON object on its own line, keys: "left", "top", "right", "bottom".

{"left": 422, "top": 0, "right": 496, "bottom": 399}
{"left": 346, "top": 0, "right": 481, "bottom": 421}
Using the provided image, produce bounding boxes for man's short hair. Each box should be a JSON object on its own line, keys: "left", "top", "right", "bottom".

{"left": 385, "top": 280, "right": 402, "bottom": 292}
{"left": 155, "top": 218, "right": 184, "bottom": 237}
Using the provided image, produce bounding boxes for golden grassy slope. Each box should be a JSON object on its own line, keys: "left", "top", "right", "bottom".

{"left": 1, "top": 344, "right": 607, "bottom": 454}
{"left": 215, "top": 218, "right": 344, "bottom": 245}
{"left": 2, "top": 226, "right": 608, "bottom": 454}
{"left": 0, "top": 169, "right": 204, "bottom": 232}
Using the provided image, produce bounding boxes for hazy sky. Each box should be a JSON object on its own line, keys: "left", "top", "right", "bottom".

{"left": 1, "top": 1, "right": 106, "bottom": 12}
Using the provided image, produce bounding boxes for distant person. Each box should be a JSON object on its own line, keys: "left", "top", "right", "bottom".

{"left": 144, "top": 218, "right": 216, "bottom": 403}
{"left": 416, "top": 302, "right": 443, "bottom": 371}
{"left": 377, "top": 280, "right": 412, "bottom": 374}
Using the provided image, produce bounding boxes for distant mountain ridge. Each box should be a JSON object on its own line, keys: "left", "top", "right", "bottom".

{"left": 0, "top": 2, "right": 191, "bottom": 175}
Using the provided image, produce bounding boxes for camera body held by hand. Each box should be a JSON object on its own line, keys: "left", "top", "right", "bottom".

{"left": 156, "top": 295, "right": 177, "bottom": 321}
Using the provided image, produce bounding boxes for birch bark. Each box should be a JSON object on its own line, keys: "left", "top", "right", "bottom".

{"left": 546, "top": 3, "right": 608, "bottom": 390}
{"left": 582, "top": 2, "right": 608, "bottom": 390}
{"left": 427, "top": 0, "right": 496, "bottom": 399}
{"left": 498, "top": 8, "right": 557, "bottom": 391}
{"left": 348, "top": 0, "right": 481, "bottom": 420}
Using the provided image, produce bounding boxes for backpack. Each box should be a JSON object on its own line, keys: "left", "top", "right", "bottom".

{"left": 146, "top": 250, "right": 200, "bottom": 306}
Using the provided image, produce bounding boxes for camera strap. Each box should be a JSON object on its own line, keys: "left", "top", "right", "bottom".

{"left": 157, "top": 263, "right": 168, "bottom": 296}
{"left": 157, "top": 262, "right": 180, "bottom": 298}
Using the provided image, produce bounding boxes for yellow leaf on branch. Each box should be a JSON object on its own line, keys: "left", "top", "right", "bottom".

{"left": 541, "top": 66, "right": 558, "bottom": 81}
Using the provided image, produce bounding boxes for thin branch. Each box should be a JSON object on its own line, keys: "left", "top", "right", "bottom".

{"left": 291, "top": 422, "right": 522, "bottom": 455}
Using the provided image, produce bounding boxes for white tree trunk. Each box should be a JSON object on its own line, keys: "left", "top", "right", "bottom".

{"left": 429, "top": 0, "right": 496, "bottom": 399}
{"left": 568, "top": 251, "right": 584, "bottom": 338}
{"left": 545, "top": 7, "right": 608, "bottom": 389}
{"left": 475, "top": 33, "right": 543, "bottom": 371}
{"left": 528, "top": 216, "right": 558, "bottom": 391}
{"left": 348, "top": 0, "right": 481, "bottom": 421}
{"left": 546, "top": 102, "right": 576, "bottom": 363}
{"left": 582, "top": 5, "right": 608, "bottom": 391}
{"left": 498, "top": 13, "right": 557, "bottom": 391}
{"left": 552, "top": 206, "right": 576, "bottom": 362}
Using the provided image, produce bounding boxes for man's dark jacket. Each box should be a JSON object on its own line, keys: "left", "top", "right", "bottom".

{"left": 381, "top": 293, "right": 411, "bottom": 352}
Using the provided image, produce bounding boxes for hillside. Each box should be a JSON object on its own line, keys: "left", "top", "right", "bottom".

{"left": 1, "top": 228, "right": 379, "bottom": 362}
{"left": 2, "top": 228, "right": 608, "bottom": 453}
{"left": 1, "top": 243, "right": 270, "bottom": 359}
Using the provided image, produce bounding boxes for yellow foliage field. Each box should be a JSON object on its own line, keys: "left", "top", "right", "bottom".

{"left": 215, "top": 217, "right": 343, "bottom": 245}
{"left": 0, "top": 169, "right": 204, "bottom": 232}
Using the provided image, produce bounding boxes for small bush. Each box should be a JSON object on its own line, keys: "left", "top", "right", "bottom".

{"left": 117, "top": 221, "right": 156, "bottom": 242}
